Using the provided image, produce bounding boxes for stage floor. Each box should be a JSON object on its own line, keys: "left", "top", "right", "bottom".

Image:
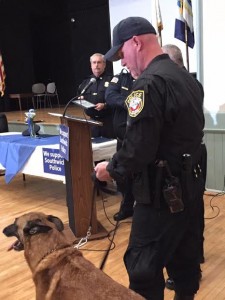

{"left": 4, "top": 105, "right": 85, "bottom": 125}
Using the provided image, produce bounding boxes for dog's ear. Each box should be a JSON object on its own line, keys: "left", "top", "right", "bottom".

{"left": 3, "top": 223, "right": 18, "bottom": 237}
{"left": 47, "top": 215, "right": 64, "bottom": 232}
{"left": 23, "top": 220, "right": 52, "bottom": 236}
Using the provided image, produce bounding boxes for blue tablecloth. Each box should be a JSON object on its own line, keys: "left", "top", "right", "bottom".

{"left": 0, "top": 134, "right": 60, "bottom": 183}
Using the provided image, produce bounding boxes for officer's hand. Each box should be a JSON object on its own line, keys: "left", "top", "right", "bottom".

{"left": 95, "top": 103, "right": 105, "bottom": 111}
{"left": 94, "top": 161, "right": 112, "bottom": 181}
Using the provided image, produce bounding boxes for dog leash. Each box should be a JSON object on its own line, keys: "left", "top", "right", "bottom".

{"left": 74, "top": 225, "right": 92, "bottom": 249}
{"left": 74, "top": 185, "right": 96, "bottom": 249}
{"left": 74, "top": 173, "right": 118, "bottom": 250}
{"left": 91, "top": 172, "right": 119, "bottom": 196}
{"left": 99, "top": 220, "right": 119, "bottom": 271}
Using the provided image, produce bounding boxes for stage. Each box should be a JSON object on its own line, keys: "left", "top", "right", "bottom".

{"left": 5, "top": 105, "right": 86, "bottom": 134}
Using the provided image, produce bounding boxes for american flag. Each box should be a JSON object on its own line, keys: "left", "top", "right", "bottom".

{"left": 0, "top": 52, "right": 6, "bottom": 97}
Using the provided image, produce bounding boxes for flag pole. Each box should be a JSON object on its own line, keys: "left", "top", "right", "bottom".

{"left": 158, "top": 30, "right": 162, "bottom": 47}
{"left": 184, "top": 21, "right": 190, "bottom": 71}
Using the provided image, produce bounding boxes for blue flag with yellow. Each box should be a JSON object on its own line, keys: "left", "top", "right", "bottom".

{"left": 174, "top": 0, "right": 195, "bottom": 48}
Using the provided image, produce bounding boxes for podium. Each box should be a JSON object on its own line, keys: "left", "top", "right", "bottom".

{"left": 60, "top": 115, "right": 108, "bottom": 239}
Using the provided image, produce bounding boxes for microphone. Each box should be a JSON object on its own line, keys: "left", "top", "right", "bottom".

{"left": 80, "top": 77, "right": 96, "bottom": 95}
{"left": 62, "top": 78, "right": 96, "bottom": 117}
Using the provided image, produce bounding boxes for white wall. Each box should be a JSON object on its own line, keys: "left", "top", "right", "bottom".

{"left": 108, "top": 0, "right": 197, "bottom": 74}
{"left": 108, "top": 0, "right": 225, "bottom": 129}
{"left": 202, "top": 0, "right": 225, "bottom": 127}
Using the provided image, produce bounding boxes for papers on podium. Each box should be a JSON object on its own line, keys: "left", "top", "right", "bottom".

{"left": 72, "top": 99, "right": 95, "bottom": 109}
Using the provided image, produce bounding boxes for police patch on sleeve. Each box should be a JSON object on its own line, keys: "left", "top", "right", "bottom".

{"left": 111, "top": 77, "right": 119, "bottom": 83}
{"left": 125, "top": 90, "right": 144, "bottom": 117}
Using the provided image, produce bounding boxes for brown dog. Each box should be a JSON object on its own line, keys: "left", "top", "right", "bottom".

{"left": 3, "top": 212, "right": 144, "bottom": 300}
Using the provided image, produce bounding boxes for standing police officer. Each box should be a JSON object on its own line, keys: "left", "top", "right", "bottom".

{"left": 77, "top": 53, "right": 115, "bottom": 138}
{"left": 162, "top": 44, "right": 206, "bottom": 291}
{"left": 95, "top": 17, "right": 205, "bottom": 300}
{"left": 105, "top": 68, "right": 135, "bottom": 221}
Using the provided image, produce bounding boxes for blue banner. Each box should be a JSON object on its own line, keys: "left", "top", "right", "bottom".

{"left": 42, "top": 148, "right": 65, "bottom": 175}
{"left": 59, "top": 124, "right": 69, "bottom": 161}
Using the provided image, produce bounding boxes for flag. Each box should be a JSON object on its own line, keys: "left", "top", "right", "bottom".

{"left": 152, "top": 0, "right": 163, "bottom": 46}
{"left": 174, "top": 0, "right": 195, "bottom": 48}
{"left": 0, "top": 52, "right": 6, "bottom": 97}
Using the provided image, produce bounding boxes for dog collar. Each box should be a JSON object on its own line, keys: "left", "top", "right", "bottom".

{"left": 38, "top": 245, "right": 70, "bottom": 265}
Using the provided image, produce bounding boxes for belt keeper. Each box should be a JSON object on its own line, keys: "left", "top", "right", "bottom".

{"left": 193, "top": 168, "right": 198, "bottom": 178}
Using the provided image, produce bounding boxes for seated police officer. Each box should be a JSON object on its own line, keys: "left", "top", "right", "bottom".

{"left": 77, "top": 53, "right": 115, "bottom": 138}
{"left": 105, "top": 68, "right": 135, "bottom": 221}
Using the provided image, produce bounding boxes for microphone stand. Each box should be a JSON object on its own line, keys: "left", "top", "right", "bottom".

{"left": 63, "top": 78, "right": 96, "bottom": 117}
{"left": 62, "top": 94, "right": 81, "bottom": 117}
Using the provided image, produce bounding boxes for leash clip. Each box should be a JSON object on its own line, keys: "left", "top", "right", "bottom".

{"left": 74, "top": 237, "right": 88, "bottom": 249}
{"left": 74, "top": 226, "right": 92, "bottom": 249}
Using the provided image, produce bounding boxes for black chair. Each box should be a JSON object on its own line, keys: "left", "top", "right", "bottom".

{"left": 0, "top": 114, "right": 25, "bottom": 181}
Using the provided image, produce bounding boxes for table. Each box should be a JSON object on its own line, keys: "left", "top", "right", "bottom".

{"left": 0, "top": 133, "right": 117, "bottom": 183}
{"left": 9, "top": 93, "right": 34, "bottom": 111}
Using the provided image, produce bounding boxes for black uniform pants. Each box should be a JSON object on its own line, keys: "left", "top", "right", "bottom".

{"left": 90, "top": 116, "right": 115, "bottom": 138}
{"left": 116, "top": 138, "right": 135, "bottom": 213}
{"left": 124, "top": 176, "right": 203, "bottom": 300}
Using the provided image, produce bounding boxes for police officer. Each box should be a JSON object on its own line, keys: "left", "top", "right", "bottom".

{"left": 105, "top": 68, "right": 135, "bottom": 221}
{"left": 162, "top": 44, "right": 206, "bottom": 291}
{"left": 95, "top": 17, "right": 205, "bottom": 300}
{"left": 77, "top": 53, "right": 115, "bottom": 138}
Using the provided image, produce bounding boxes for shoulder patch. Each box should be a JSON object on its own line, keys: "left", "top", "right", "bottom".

{"left": 111, "top": 77, "right": 119, "bottom": 83}
{"left": 125, "top": 90, "right": 144, "bottom": 117}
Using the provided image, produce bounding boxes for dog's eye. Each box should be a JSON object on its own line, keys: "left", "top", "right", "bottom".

{"left": 29, "top": 227, "right": 39, "bottom": 235}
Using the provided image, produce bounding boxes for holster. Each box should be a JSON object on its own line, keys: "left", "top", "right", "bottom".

{"left": 154, "top": 160, "right": 184, "bottom": 213}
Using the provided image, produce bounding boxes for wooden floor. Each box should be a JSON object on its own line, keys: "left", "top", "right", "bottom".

{"left": 1, "top": 108, "right": 225, "bottom": 299}
{"left": 1, "top": 173, "right": 225, "bottom": 299}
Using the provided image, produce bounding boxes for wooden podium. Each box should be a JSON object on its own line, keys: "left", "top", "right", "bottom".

{"left": 60, "top": 115, "right": 108, "bottom": 239}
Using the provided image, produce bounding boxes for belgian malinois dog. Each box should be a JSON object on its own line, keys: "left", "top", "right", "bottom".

{"left": 3, "top": 212, "right": 144, "bottom": 300}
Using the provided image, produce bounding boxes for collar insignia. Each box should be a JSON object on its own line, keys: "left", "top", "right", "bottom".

{"left": 126, "top": 90, "right": 144, "bottom": 117}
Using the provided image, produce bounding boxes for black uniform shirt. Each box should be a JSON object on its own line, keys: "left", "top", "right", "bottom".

{"left": 78, "top": 72, "right": 112, "bottom": 119}
{"left": 107, "top": 54, "right": 204, "bottom": 190}
{"left": 105, "top": 70, "right": 134, "bottom": 140}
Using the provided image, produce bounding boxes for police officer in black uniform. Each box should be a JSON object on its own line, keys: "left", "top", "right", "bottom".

{"left": 105, "top": 68, "right": 135, "bottom": 221}
{"left": 162, "top": 44, "right": 206, "bottom": 291}
{"left": 95, "top": 17, "right": 205, "bottom": 300}
{"left": 77, "top": 53, "right": 114, "bottom": 138}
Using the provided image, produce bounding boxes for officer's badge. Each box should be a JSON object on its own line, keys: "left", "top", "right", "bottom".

{"left": 111, "top": 77, "right": 119, "bottom": 83}
{"left": 104, "top": 81, "right": 109, "bottom": 87}
{"left": 125, "top": 90, "right": 144, "bottom": 117}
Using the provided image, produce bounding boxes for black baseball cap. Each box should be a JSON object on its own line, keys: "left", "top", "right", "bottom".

{"left": 105, "top": 16, "right": 156, "bottom": 62}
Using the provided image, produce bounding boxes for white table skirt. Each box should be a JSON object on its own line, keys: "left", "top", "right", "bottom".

{"left": 0, "top": 132, "right": 117, "bottom": 182}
